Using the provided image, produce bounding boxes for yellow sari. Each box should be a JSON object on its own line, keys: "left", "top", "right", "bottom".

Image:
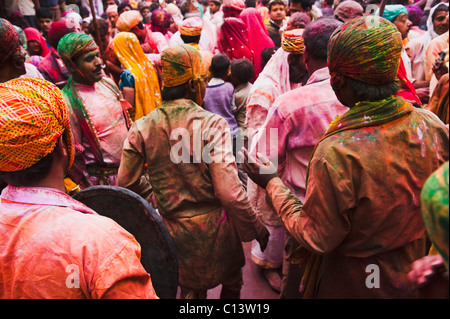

{"left": 113, "top": 32, "right": 162, "bottom": 120}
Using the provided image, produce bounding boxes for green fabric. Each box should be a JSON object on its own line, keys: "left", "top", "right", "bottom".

{"left": 421, "top": 161, "right": 449, "bottom": 270}
{"left": 325, "top": 96, "right": 413, "bottom": 138}
{"left": 299, "top": 95, "right": 414, "bottom": 298}
{"left": 377, "top": 4, "right": 408, "bottom": 22}
{"left": 57, "top": 32, "right": 98, "bottom": 71}
{"left": 327, "top": 16, "right": 402, "bottom": 85}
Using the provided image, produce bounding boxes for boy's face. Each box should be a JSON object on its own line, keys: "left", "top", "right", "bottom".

{"left": 209, "top": 2, "right": 220, "bottom": 14}
{"left": 269, "top": 4, "right": 286, "bottom": 23}
{"left": 38, "top": 17, "right": 53, "bottom": 34}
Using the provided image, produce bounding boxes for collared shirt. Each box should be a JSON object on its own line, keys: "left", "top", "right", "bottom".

{"left": 118, "top": 98, "right": 264, "bottom": 289}
{"left": 0, "top": 185, "right": 158, "bottom": 299}
{"left": 266, "top": 105, "right": 449, "bottom": 298}
{"left": 248, "top": 67, "right": 348, "bottom": 227}
{"left": 253, "top": 67, "right": 348, "bottom": 201}
{"left": 67, "top": 78, "right": 129, "bottom": 185}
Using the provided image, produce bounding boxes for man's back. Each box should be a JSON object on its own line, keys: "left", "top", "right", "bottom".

{"left": 119, "top": 98, "right": 263, "bottom": 290}
{"left": 295, "top": 105, "right": 449, "bottom": 298}
{"left": 0, "top": 186, "right": 158, "bottom": 299}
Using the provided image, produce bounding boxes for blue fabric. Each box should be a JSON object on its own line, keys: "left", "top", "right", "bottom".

{"left": 119, "top": 69, "right": 135, "bottom": 90}
{"left": 202, "top": 82, "right": 238, "bottom": 134}
{"left": 376, "top": 5, "right": 408, "bottom": 22}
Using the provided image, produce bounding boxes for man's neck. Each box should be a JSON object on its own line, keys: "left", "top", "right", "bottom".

{"left": 306, "top": 60, "right": 327, "bottom": 78}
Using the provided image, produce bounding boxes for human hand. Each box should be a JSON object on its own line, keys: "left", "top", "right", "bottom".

{"left": 238, "top": 147, "right": 278, "bottom": 189}
{"left": 408, "top": 254, "right": 447, "bottom": 287}
{"left": 256, "top": 226, "right": 270, "bottom": 252}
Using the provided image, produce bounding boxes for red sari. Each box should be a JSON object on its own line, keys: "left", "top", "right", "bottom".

{"left": 24, "top": 27, "right": 51, "bottom": 57}
{"left": 217, "top": 17, "right": 255, "bottom": 73}
{"left": 396, "top": 56, "right": 422, "bottom": 106}
{"left": 239, "top": 8, "right": 275, "bottom": 80}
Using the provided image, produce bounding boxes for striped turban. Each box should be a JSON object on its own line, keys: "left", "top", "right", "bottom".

{"left": 57, "top": 32, "right": 98, "bottom": 71}
{"left": 281, "top": 29, "right": 305, "bottom": 54}
{"left": 179, "top": 17, "right": 203, "bottom": 37}
{"left": 0, "top": 78, "right": 74, "bottom": 172}
{"left": 0, "top": 18, "right": 22, "bottom": 65}
{"left": 327, "top": 16, "right": 402, "bottom": 86}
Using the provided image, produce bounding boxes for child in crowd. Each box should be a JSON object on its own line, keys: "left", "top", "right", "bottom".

{"left": 202, "top": 53, "right": 239, "bottom": 156}
{"left": 229, "top": 58, "right": 255, "bottom": 190}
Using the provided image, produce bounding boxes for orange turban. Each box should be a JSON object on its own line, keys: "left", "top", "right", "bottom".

{"left": 116, "top": 10, "right": 142, "bottom": 32}
{"left": 179, "top": 17, "right": 203, "bottom": 37}
{"left": 161, "top": 44, "right": 206, "bottom": 88}
{"left": 0, "top": 78, "right": 75, "bottom": 172}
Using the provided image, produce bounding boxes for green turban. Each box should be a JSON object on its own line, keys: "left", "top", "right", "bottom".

{"left": 57, "top": 32, "right": 98, "bottom": 71}
{"left": 376, "top": 4, "right": 408, "bottom": 22}
{"left": 327, "top": 16, "right": 402, "bottom": 87}
{"left": 421, "top": 162, "right": 449, "bottom": 270}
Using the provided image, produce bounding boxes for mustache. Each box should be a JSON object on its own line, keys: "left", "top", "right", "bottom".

{"left": 94, "top": 65, "right": 105, "bottom": 72}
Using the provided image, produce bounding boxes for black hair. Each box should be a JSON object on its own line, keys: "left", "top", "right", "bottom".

{"left": 210, "top": 53, "right": 230, "bottom": 78}
{"left": 88, "top": 18, "right": 110, "bottom": 37}
{"left": 303, "top": 17, "right": 342, "bottom": 61}
{"left": 268, "top": 0, "right": 286, "bottom": 11}
{"left": 0, "top": 150, "right": 55, "bottom": 186}
{"left": 432, "top": 3, "right": 449, "bottom": 21}
{"left": 289, "top": 0, "right": 314, "bottom": 9}
{"left": 79, "top": 6, "right": 90, "bottom": 19}
{"left": 230, "top": 58, "right": 254, "bottom": 84}
{"left": 181, "top": 34, "right": 201, "bottom": 44}
{"left": 260, "top": 46, "right": 278, "bottom": 69}
{"left": 36, "top": 7, "right": 53, "bottom": 20}
{"left": 161, "top": 84, "right": 187, "bottom": 101}
{"left": 345, "top": 76, "right": 400, "bottom": 101}
{"left": 245, "top": 0, "right": 257, "bottom": 7}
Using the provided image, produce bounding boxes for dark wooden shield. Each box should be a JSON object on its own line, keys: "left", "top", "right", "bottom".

{"left": 73, "top": 185, "right": 178, "bottom": 299}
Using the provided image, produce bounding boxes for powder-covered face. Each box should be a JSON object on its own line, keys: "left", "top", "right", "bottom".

{"left": 74, "top": 50, "right": 103, "bottom": 85}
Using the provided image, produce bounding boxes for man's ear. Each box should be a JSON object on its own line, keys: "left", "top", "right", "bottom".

{"left": 55, "top": 135, "right": 68, "bottom": 158}
{"left": 187, "top": 79, "right": 197, "bottom": 95}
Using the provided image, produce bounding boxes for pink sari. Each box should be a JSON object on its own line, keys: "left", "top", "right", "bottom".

{"left": 217, "top": 17, "right": 255, "bottom": 70}
{"left": 24, "top": 27, "right": 51, "bottom": 57}
{"left": 239, "top": 8, "right": 275, "bottom": 80}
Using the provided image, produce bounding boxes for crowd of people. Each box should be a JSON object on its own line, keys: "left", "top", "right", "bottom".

{"left": 0, "top": 0, "right": 448, "bottom": 299}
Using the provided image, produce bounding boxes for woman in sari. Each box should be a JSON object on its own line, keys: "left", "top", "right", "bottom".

{"left": 151, "top": 8, "right": 175, "bottom": 44}
{"left": 24, "top": 27, "right": 51, "bottom": 66}
{"left": 239, "top": 7, "right": 275, "bottom": 80}
{"left": 217, "top": 17, "right": 255, "bottom": 80}
{"left": 113, "top": 32, "right": 162, "bottom": 121}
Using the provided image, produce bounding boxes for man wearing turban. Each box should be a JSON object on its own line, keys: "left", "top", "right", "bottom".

{"left": 37, "top": 20, "right": 79, "bottom": 89}
{"left": 118, "top": 44, "right": 269, "bottom": 299}
{"left": 247, "top": 19, "right": 348, "bottom": 298}
{"left": 116, "top": 9, "right": 166, "bottom": 54}
{"left": 378, "top": 4, "right": 423, "bottom": 106}
{"left": 57, "top": 32, "right": 132, "bottom": 188}
{"left": 241, "top": 16, "right": 449, "bottom": 298}
{"left": 0, "top": 77, "right": 158, "bottom": 299}
{"left": 0, "top": 18, "right": 26, "bottom": 84}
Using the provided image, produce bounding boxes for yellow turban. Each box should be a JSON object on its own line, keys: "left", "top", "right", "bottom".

{"left": 179, "top": 17, "right": 203, "bottom": 37}
{"left": 161, "top": 44, "right": 206, "bottom": 88}
{"left": 116, "top": 10, "right": 142, "bottom": 32}
{"left": 281, "top": 29, "right": 305, "bottom": 54}
{"left": 0, "top": 78, "right": 74, "bottom": 172}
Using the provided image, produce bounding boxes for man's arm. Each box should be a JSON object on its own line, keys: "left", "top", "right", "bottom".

{"left": 117, "top": 125, "right": 153, "bottom": 203}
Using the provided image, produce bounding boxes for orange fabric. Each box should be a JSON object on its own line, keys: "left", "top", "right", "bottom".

{"left": 0, "top": 185, "right": 159, "bottom": 299}
{"left": 0, "top": 78, "right": 74, "bottom": 172}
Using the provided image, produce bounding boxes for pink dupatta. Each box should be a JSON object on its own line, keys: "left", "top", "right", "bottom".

{"left": 217, "top": 17, "right": 255, "bottom": 66}
{"left": 239, "top": 8, "right": 275, "bottom": 79}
